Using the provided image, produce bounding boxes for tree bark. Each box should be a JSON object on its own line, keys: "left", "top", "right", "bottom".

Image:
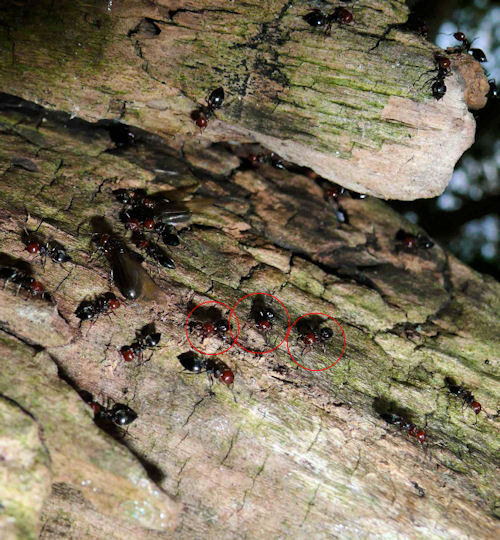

{"left": 0, "top": 0, "right": 487, "bottom": 200}
{"left": 0, "top": 2, "right": 499, "bottom": 540}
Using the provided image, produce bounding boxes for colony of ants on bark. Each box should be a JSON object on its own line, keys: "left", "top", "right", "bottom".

{"left": 3, "top": 3, "right": 495, "bottom": 481}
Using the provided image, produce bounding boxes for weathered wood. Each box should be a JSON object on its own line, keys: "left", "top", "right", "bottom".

{"left": 0, "top": 95, "right": 498, "bottom": 539}
{"left": 0, "top": 0, "right": 487, "bottom": 199}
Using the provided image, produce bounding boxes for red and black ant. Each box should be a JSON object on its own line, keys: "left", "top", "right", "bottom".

{"left": 0, "top": 265, "right": 51, "bottom": 300}
{"left": 130, "top": 230, "right": 175, "bottom": 270}
{"left": 191, "top": 87, "right": 225, "bottom": 131}
{"left": 380, "top": 412, "right": 427, "bottom": 444}
{"left": 254, "top": 306, "right": 276, "bottom": 333}
{"left": 452, "top": 32, "right": 487, "bottom": 63}
{"left": 444, "top": 377, "right": 482, "bottom": 420}
{"left": 395, "top": 229, "right": 434, "bottom": 251}
{"left": 89, "top": 399, "right": 138, "bottom": 426}
{"left": 430, "top": 54, "right": 452, "bottom": 100}
{"left": 178, "top": 351, "right": 236, "bottom": 400}
{"left": 189, "top": 317, "right": 231, "bottom": 342}
{"left": 75, "top": 292, "right": 121, "bottom": 326}
{"left": 303, "top": 7, "right": 353, "bottom": 35}
{"left": 300, "top": 326, "right": 334, "bottom": 354}
{"left": 120, "top": 323, "right": 161, "bottom": 364}
{"left": 22, "top": 218, "right": 71, "bottom": 266}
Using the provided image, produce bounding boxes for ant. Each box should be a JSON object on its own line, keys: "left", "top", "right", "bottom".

{"left": 0, "top": 266, "right": 51, "bottom": 300}
{"left": 303, "top": 7, "right": 353, "bottom": 34}
{"left": 120, "top": 323, "right": 161, "bottom": 363}
{"left": 178, "top": 352, "right": 236, "bottom": 399}
{"left": 113, "top": 187, "right": 148, "bottom": 207}
{"left": 420, "top": 53, "right": 451, "bottom": 101}
{"left": 444, "top": 377, "right": 482, "bottom": 419}
{"left": 154, "top": 222, "right": 180, "bottom": 246}
{"left": 89, "top": 399, "right": 138, "bottom": 426}
{"left": 189, "top": 316, "right": 231, "bottom": 343}
{"left": 75, "top": 292, "right": 121, "bottom": 324}
{"left": 191, "top": 87, "right": 225, "bottom": 131}
{"left": 488, "top": 79, "right": 498, "bottom": 99}
{"left": 431, "top": 54, "right": 451, "bottom": 100}
{"left": 324, "top": 184, "right": 360, "bottom": 224}
{"left": 22, "top": 219, "right": 71, "bottom": 266}
{"left": 91, "top": 227, "right": 158, "bottom": 301}
{"left": 395, "top": 230, "right": 434, "bottom": 251}
{"left": 300, "top": 326, "right": 334, "bottom": 354}
{"left": 254, "top": 306, "right": 275, "bottom": 333}
{"left": 380, "top": 411, "right": 427, "bottom": 444}
{"left": 452, "top": 32, "right": 487, "bottom": 62}
{"left": 24, "top": 236, "right": 71, "bottom": 265}
{"left": 130, "top": 230, "right": 175, "bottom": 269}
{"left": 374, "top": 399, "right": 426, "bottom": 446}
{"left": 249, "top": 297, "right": 276, "bottom": 334}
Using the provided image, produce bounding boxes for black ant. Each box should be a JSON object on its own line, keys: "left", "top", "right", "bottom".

{"left": 75, "top": 292, "right": 121, "bottom": 324}
{"left": 444, "top": 377, "right": 482, "bottom": 418}
{"left": 178, "top": 351, "right": 235, "bottom": 388}
{"left": 488, "top": 79, "right": 498, "bottom": 99}
{"left": 452, "top": 32, "right": 487, "bottom": 62}
{"left": 120, "top": 323, "right": 161, "bottom": 363}
{"left": 191, "top": 87, "right": 225, "bottom": 131}
{"left": 0, "top": 266, "right": 51, "bottom": 300}
{"left": 303, "top": 7, "right": 353, "bottom": 35}
{"left": 395, "top": 229, "right": 434, "bottom": 251}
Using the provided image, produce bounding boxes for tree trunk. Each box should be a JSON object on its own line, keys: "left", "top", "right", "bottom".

{"left": 0, "top": 1, "right": 498, "bottom": 539}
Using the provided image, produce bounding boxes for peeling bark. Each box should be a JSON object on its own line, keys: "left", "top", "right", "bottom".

{"left": 0, "top": 0, "right": 488, "bottom": 199}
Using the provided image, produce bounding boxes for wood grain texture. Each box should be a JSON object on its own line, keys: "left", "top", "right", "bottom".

{"left": 0, "top": 0, "right": 487, "bottom": 199}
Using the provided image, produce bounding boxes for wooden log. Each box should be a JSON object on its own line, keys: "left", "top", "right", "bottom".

{"left": 0, "top": 92, "right": 498, "bottom": 539}
{"left": 0, "top": 0, "right": 488, "bottom": 199}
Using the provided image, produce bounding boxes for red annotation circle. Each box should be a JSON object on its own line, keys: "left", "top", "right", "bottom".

{"left": 229, "top": 293, "right": 290, "bottom": 354}
{"left": 286, "top": 313, "right": 345, "bottom": 371}
{"left": 185, "top": 300, "right": 240, "bottom": 356}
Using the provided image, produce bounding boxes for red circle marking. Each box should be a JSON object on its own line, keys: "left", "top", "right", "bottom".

{"left": 185, "top": 300, "right": 239, "bottom": 356}
{"left": 229, "top": 293, "right": 290, "bottom": 354}
{"left": 286, "top": 313, "right": 345, "bottom": 371}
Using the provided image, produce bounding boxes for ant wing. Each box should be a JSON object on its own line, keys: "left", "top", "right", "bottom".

{"left": 153, "top": 198, "right": 212, "bottom": 225}
{"left": 111, "top": 251, "right": 160, "bottom": 301}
